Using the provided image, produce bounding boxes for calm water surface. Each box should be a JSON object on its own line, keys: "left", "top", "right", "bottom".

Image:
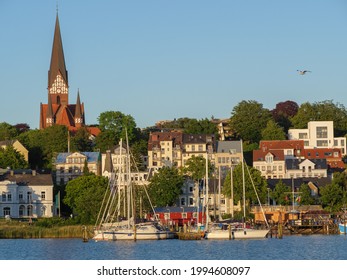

{"left": 1, "top": 235, "right": 347, "bottom": 260}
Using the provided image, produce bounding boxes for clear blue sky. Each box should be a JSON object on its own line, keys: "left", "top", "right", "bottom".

{"left": 1, "top": 0, "right": 347, "bottom": 130}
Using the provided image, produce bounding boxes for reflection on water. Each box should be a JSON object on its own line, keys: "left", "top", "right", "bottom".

{"left": 1, "top": 235, "right": 347, "bottom": 260}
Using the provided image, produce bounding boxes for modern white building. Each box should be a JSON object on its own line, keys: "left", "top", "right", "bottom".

{"left": 0, "top": 170, "right": 53, "bottom": 218}
{"left": 288, "top": 121, "right": 346, "bottom": 155}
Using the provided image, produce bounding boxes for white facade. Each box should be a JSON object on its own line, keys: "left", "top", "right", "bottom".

{"left": 0, "top": 173, "right": 53, "bottom": 218}
{"left": 288, "top": 121, "right": 346, "bottom": 155}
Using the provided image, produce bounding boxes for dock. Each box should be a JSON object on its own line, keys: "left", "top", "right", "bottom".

{"left": 177, "top": 232, "right": 204, "bottom": 240}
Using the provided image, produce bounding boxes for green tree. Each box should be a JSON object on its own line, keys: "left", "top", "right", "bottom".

{"left": 183, "top": 156, "right": 213, "bottom": 182}
{"left": 272, "top": 180, "right": 291, "bottom": 206}
{"left": 290, "top": 100, "right": 347, "bottom": 136}
{"left": 0, "top": 122, "right": 19, "bottom": 140}
{"left": 147, "top": 167, "right": 184, "bottom": 207}
{"left": 222, "top": 163, "right": 268, "bottom": 207}
{"left": 70, "top": 127, "right": 94, "bottom": 152}
{"left": 64, "top": 174, "right": 109, "bottom": 224}
{"left": 230, "top": 100, "right": 272, "bottom": 143}
{"left": 320, "top": 182, "right": 345, "bottom": 213}
{"left": 96, "top": 111, "right": 137, "bottom": 152}
{"left": 0, "top": 146, "right": 28, "bottom": 169}
{"left": 298, "top": 183, "right": 316, "bottom": 205}
{"left": 261, "top": 120, "right": 286, "bottom": 140}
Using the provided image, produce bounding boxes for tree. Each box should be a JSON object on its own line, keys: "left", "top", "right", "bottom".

{"left": 222, "top": 163, "right": 268, "bottom": 207}
{"left": 96, "top": 111, "right": 137, "bottom": 152}
{"left": 261, "top": 120, "right": 286, "bottom": 140}
{"left": 0, "top": 146, "right": 28, "bottom": 169}
{"left": 271, "top": 100, "right": 299, "bottom": 133}
{"left": 183, "top": 156, "right": 213, "bottom": 182}
{"left": 0, "top": 122, "right": 19, "bottom": 140}
{"left": 147, "top": 167, "right": 184, "bottom": 207}
{"left": 298, "top": 183, "right": 316, "bottom": 205}
{"left": 70, "top": 127, "right": 94, "bottom": 152}
{"left": 229, "top": 100, "right": 272, "bottom": 144}
{"left": 64, "top": 174, "right": 109, "bottom": 224}
{"left": 320, "top": 183, "right": 345, "bottom": 213}
{"left": 272, "top": 180, "right": 291, "bottom": 206}
{"left": 290, "top": 100, "right": 347, "bottom": 136}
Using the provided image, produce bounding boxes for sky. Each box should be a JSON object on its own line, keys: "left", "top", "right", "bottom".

{"left": 1, "top": 0, "right": 347, "bottom": 130}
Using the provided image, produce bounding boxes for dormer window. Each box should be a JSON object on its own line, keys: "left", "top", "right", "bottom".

{"left": 265, "top": 154, "right": 273, "bottom": 163}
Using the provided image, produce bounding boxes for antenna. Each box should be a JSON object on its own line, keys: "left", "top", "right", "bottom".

{"left": 56, "top": 0, "right": 59, "bottom": 14}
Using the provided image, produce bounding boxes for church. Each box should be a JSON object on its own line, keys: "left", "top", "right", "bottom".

{"left": 39, "top": 13, "right": 100, "bottom": 136}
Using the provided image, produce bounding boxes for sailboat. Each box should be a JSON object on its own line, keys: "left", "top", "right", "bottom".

{"left": 205, "top": 140, "right": 269, "bottom": 239}
{"left": 93, "top": 132, "right": 174, "bottom": 241}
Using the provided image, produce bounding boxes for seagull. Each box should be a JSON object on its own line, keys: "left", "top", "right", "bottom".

{"left": 297, "top": 70, "right": 311, "bottom": 75}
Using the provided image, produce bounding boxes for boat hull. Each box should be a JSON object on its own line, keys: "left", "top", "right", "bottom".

{"left": 206, "top": 228, "right": 269, "bottom": 240}
{"left": 339, "top": 223, "right": 347, "bottom": 234}
{"left": 93, "top": 223, "right": 176, "bottom": 241}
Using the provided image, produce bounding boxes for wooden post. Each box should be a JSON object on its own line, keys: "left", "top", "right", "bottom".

{"left": 278, "top": 211, "right": 283, "bottom": 239}
{"left": 228, "top": 224, "right": 231, "bottom": 240}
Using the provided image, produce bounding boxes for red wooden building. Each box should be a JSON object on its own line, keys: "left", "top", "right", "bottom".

{"left": 149, "top": 207, "right": 206, "bottom": 227}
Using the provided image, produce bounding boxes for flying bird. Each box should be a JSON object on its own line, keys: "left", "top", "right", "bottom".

{"left": 297, "top": 70, "right": 311, "bottom": 75}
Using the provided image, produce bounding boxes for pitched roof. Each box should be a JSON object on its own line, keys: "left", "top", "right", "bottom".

{"left": 285, "top": 158, "right": 327, "bottom": 170}
{"left": 253, "top": 149, "right": 285, "bottom": 161}
{"left": 216, "top": 141, "right": 242, "bottom": 153}
{"left": 0, "top": 170, "right": 53, "bottom": 186}
{"left": 55, "top": 152, "right": 100, "bottom": 164}
{"left": 259, "top": 140, "right": 305, "bottom": 151}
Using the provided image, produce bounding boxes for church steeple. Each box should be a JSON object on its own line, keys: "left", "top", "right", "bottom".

{"left": 48, "top": 13, "right": 68, "bottom": 88}
{"left": 74, "top": 89, "right": 83, "bottom": 127}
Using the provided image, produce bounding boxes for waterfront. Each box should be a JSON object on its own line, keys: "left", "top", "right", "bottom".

{"left": 1, "top": 234, "right": 347, "bottom": 260}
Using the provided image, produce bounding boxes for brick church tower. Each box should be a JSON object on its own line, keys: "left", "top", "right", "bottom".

{"left": 39, "top": 13, "right": 85, "bottom": 131}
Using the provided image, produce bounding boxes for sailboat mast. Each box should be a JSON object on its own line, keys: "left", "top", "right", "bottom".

{"left": 205, "top": 152, "right": 209, "bottom": 231}
{"left": 241, "top": 140, "right": 246, "bottom": 222}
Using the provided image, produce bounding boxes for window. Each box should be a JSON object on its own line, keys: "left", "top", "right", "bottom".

{"left": 27, "top": 205, "right": 33, "bottom": 217}
{"left": 317, "top": 140, "right": 328, "bottom": 147}
{"left": 164, "top": 213, "right": 170, "bottom": 220}
{"left": 27, "top": 192, "right": 32, "bottom": 203}
{"left": 3, "top": 207, "right": 11, "bottom": 217}
{"left": 19, "top": 205, "right": 25, "bottom": 217}
{"left": 19, "top": 192, "right": 23, "bottom": 201}
{"left": 189, "top": 197, "right": 194, "bottom": 205}
{"left": 41, "top": 191, "right": 46, "bottom": 201}
{"left": 265, "top": 154, "right": 273, "bottom": 163}
{"left": 182, "top": 212, "right": 187, "bottom": 219}
{"left": 7, "top": 193, "right": 12, "bottom": 202}
{"left": 279, "top": 166, "right": 283, "bottom": 171}
{"left": 316, "top": 126, "right": 328, "bottom": 138}
{"left": 299, "top": 133, "right": 308, "bottom": 139}
{"left": 181, "top": 198, "right": 186, "bottom": 206}
{"left": 2, "top": 192, "right": 6, "bottom": 202}
{"left": 198, "top": 145, "right": 203, "bottom": 151}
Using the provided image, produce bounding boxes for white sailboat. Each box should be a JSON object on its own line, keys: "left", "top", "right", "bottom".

{"left": 206, "top": 140, "right": 269, "bottom": 240}
{"left": 93, "top": 132, "right": 174, "bottom": 241}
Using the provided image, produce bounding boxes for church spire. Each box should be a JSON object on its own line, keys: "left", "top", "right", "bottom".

{"left": 74, "top": 89, "right": 83, "bottom": 127}
{"left": 48, "top": 13, "right": 68, "bottom": 88}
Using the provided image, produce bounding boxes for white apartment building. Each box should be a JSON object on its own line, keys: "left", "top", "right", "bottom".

{"left": 0, "top": 170, "right": 53, "bottom": 218}
{"left": 288, "top": 121, "right": 346, "bottom": 155}
{"left": 54, "top": 152, "right": 101, "bottom": 185}
{"left": 102, "top": 145, "right": 150, "bottom": 187}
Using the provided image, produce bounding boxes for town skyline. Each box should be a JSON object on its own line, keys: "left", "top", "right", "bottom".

{"left": 1, "top": 1, "right": 347, "bottom": 130}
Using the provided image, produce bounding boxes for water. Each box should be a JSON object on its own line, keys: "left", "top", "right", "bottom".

{"left": 1, "top": 234, "right": 347, "bottom": 260}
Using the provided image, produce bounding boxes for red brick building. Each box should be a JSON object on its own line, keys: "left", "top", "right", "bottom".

{"left": 39, "top": 13, "right": 100, "bottom": 136}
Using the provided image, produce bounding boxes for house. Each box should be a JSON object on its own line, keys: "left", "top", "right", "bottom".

{"left": 285, "top": 158, "right": 328, "bottom": 178}
{"left": 54, "top": 152, "right": 101, "bottom": 185}
{"left": 147, "top": 131, "right": 215, "bottom": 170}
{"left": 151, "top": 206, "right": 206, "bottom": 227}
{"left": 0, "top": 170, "right": 53, "bottom": 218}
{"left": 288, "top": 121, "right": 346, "bottom": 155}
{"left": 102, "top": 145, "right": 150, "bottom": 188}
{"left": 0, "top": 139, "right": 29, "bottom": 162}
